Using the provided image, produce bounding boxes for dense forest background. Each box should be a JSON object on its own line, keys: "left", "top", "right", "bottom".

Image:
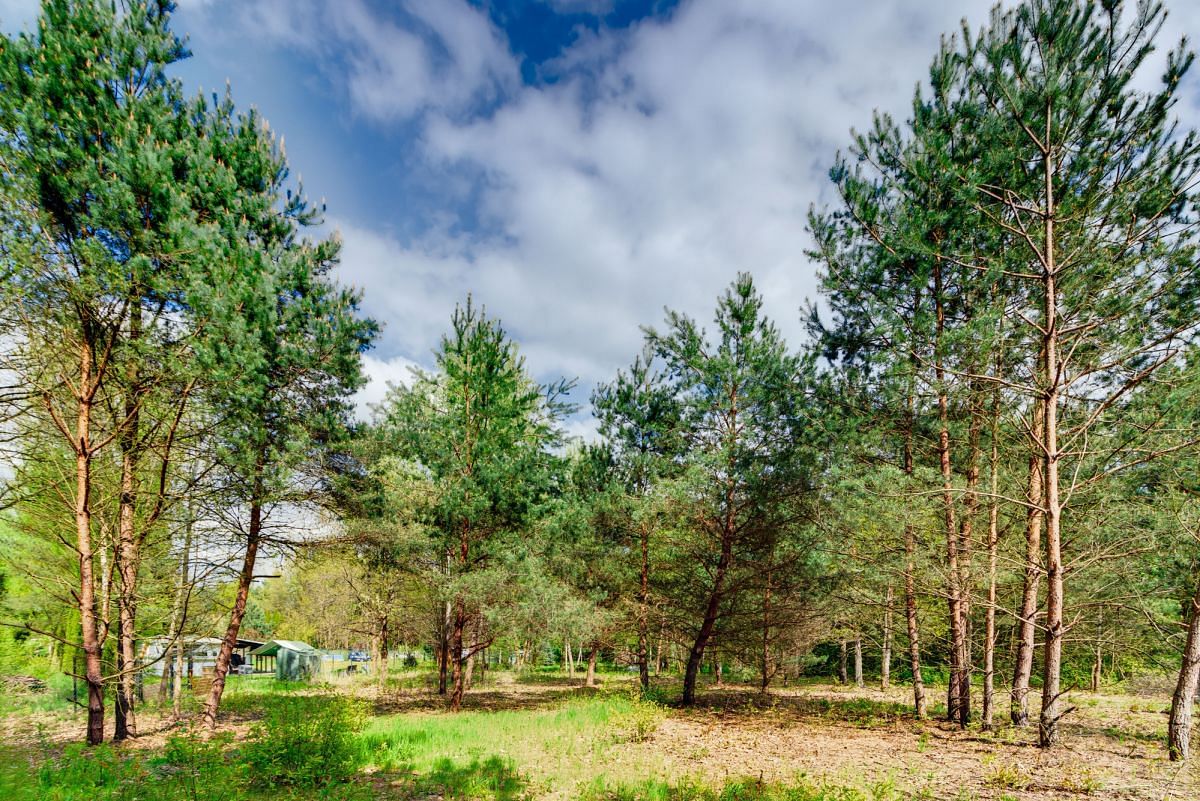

{"left": 5, "top": 0, "right": 1200, "bottom": 768}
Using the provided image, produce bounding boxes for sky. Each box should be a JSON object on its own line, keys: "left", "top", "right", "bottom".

{"left": 3, "top": 0, "right": 1200, "bottom": 440}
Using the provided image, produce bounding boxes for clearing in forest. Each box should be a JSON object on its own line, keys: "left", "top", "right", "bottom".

{"left": 3, "top": 673, "right": 1199, "bottom": 801}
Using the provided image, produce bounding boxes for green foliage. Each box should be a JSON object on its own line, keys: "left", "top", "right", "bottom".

{"left": 240, "top": 693, "right": 368, "bottom": 788}
{"left": 608, "top": 692, "right": 665, "bottom": 743}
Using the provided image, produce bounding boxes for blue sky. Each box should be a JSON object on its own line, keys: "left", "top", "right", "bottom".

{"left": 3, "top": 0, "right": 1200, "bottom": 438}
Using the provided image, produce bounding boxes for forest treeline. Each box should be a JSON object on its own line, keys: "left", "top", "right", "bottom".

{"left": 4, "top": 0, "right": 1200, "bottom": 764}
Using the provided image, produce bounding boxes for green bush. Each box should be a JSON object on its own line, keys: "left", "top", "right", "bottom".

{"left": 240, "top": 693, "right": 367, "bottom": 787}
{"left": 609, "top": 693, "right": 666, "bottom": 743}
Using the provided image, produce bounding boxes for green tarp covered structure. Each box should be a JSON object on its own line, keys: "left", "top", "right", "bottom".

{"left": 248, "top": 639, "right": 321, "bottom": 681}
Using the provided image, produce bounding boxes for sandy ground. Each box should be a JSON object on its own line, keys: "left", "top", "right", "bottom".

{"left": 636, "top": 685, "right": 1200, "bottom": 800}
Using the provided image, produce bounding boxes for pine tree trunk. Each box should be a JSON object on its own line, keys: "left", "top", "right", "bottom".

{"left": 903, "top": 397, "right": 927, "bottom": 719}
{"left": 202, "top": 466, "right": 264, "bottom": 731}
{"left": 881, "top": 585, "right": 893, "bottom": 690}
{"left": 955, "top": 400, "right": 981, "bottom": 727}
{"left": 114, "top": 302, "right": 142, "bottom": 742}
{"left": 173, "top": 633, "right": 185, "bottom": 718}
{"left": 1039, "top": 150, "right": 1066, "bottom": 749}
{"left": 378, "top": 617, "right": 390, "bottom": 688}
{"left": 638, "top": 521, "right": 651, "bottom": 692}
{"left": 585, "top": 644, "right": 598, "bottom": 687}
{"left": 1169, "top": 580, "right": 1200, "bottom": 760}
{"left": 438, "top": 599, "right": 450, "bottom": 694}
{"left": 854, "top": 637, "right": 864, "bottom": 688}
{"left": 934, "top": 259, "right": 966, "bottom": 727}
{"left": 114, "top": 617, "right": 130, "bottom": 740}
{"left": 1012, "top": 398, "right": 1044, "bottom": 726}
{"left": 448, "top": 604, "right": 467, "bottom": 711}
{"left": 158, "top": 643, "right": 172, "bottom": 705}
{"left": 681, "top": 529, "right": 732, "bottom": 706}
{"left": 161, "top": 507, "right": 194, "bottom": 714}
{"left": 73, "top": 340, "right": 106, "bottom": 746}
{"left": 114, "top": 525, "right": 140, "bottom": 739}
{"left": 982, "top": 397, "right": 1001, "bottom": 731}
{"left": 838, "top": 640, "right": 848, "bottom": 685}
{"left": 761, "top": 569, "right": 772, "bottom": 693}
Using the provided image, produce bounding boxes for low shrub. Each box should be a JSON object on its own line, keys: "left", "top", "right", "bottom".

{"left": 240, "top": 692, "right": 367, "bottom": 787}
{"left": 610, "top": 693, "right": 666, "bottom": 743}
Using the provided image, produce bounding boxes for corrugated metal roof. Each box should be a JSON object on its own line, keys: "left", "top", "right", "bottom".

{"left": 249, "top": 639, "right": 317, "bottom": 656}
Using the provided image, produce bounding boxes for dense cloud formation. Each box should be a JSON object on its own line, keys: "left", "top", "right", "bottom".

{"left": 5, "top": 0, "right": 1198, "bottom": 429}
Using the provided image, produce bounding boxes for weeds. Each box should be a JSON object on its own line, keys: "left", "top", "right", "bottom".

{"left": 581, "top": 776, "right": 879, "bottom": 801}
{"left": 984, "top": 761, "right": 1032, "bottom": 791}
{"left": 611, "top": 692, "right": 666, "bottom": 743}
{"left": 241, "top": 693, "right": 367, "bottom": 787}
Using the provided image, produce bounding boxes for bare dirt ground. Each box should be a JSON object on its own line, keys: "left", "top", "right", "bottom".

{"left": 5, "top": 675, "right": 1199, "bottom": 800}
{"left": 639, "top": 683, "right": 1200, "bottom": 801}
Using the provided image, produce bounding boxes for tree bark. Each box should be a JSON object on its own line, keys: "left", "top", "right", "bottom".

{"left": 761, "top": 568, "right": 773, "bottom": 693}
{"left": 982, "top": 394, "right": 1001, "bottom": 731}
{"left": 881, "top": 585, "right": 893, "bottom": 690}
{"left": 160, "top": 507, "right": 194, "bottom": 714}
{"left": 585, "top": 644, "right": 598, "bottom": 687}
{"left": 1039, "top": 142, "right": 1066, "bottom": 749}
{"left": 1169, "top": 579, "right": 1200, "bottom": 761}
{"left": 114, "top": 616, "right": 130, "bottom": 740}
{"left": 681, "top": 527, "right": 732, "bottom": 706}
{"left": 377, "top": 616, "right": 390, "bottom": 688}
{"left": 201, "top": 466, "right": 264, "bottom": 731}
{"left": 838, "top": 640, "right": 848, "bottom": 685}
{"left": 903, "top": 392, "right": 927, "bottom": 719}
{"left": 638, "top": 520, "right": 651, "bottom": 693}
{"left": 72, "top": 339, "right": 106, "bottom": 746}
{"left": 854, "top": 636, "right": 864, "bottom": 688}
{"left": 464, "top": 641, "right": 475, "bottom": 691}
{"left": 438, "top": 598, "right": 450, "bottom": 694}
{"left": 936, "top": 259, "right": 966, "bottom": 727}
{"left": 173, "top": 626, "right": 186, "bottom": 718}
{"left": 1011, "top": 398, "right": 1044, "bottom": 726}
{"left": 448, "top": 604, "right": 467, "bottom": 711}
{"left": 955, "top": 397, "right": 981, "bottom": 727}
{"left": 113, "top": 302, "right": 142, "bottom": 742}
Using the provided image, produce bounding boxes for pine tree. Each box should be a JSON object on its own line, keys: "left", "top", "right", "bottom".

{"left": 377, "top": 299, "right": 570, "bottom": 711}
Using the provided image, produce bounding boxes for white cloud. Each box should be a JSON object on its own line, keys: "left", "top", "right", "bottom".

{"left": 199, "top": 0, "right": 1200, "bottom": 422}
{"left": 211, "top": 0, "right": 519, "bottom": 121}
{"left": 351, "top": 352, "right": 424, "bottom": 420}
{"left": 342, "top": 1, "right": 1012, "bottom": 396}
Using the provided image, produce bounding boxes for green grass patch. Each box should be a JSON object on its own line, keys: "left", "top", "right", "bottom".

{"left": 359, "top": 692, "right": 642, "bottom": 772}
{"left": 0, "top": 738, "right": 376, "bottom": 800}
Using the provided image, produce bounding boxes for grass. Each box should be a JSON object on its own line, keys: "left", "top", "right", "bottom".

{"left": 358, "top": 691, "right": 658, "bottom": 775}
{"left": 1, "top": 670, "right": 1194, "bottom": 800}
{"left": 579, "top": 776, "right": 888, "bottom": 801}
